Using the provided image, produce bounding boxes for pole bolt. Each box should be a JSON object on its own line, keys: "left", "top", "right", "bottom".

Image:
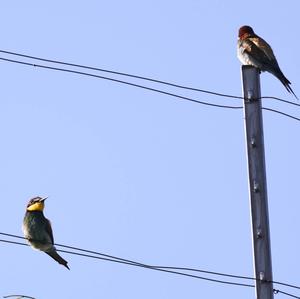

{"left": 247, "top": 90, "right": 255, "bottom": 101}
{"left": 259, "top": 271, "right": 265, "bottom": 281}
{"left": 257, "top": 229, "right": 263, "bottom": 238}
{"left": 253, "top": 181, "right": 260, "bottom": 192}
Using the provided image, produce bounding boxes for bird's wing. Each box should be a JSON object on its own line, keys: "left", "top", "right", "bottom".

{"left": 45, "top": 218, "right": 54, "bottom": 244}
{"left": 249, "top": 36, "right": 276, "bottom": 61}
{"left": 240, "top": 36, "right": 280, "bottom": 70}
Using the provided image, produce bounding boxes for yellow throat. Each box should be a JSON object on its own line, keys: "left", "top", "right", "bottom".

{"left": 27, "top": 201, "right": 45, "bottom": 212}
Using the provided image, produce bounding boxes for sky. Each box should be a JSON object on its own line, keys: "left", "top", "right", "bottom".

{"left": 0, "top": 1, "right": 300, "bottom": 298}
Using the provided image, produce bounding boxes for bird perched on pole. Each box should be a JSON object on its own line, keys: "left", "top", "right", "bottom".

{"left": 237, "top": 25, "right": 298, "bottom": 99}
{"left": 22, "top": 196, "right": 70, "bottom": 269}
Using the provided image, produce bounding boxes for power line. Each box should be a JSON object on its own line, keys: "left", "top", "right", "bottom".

{"left": 0, "top": 49, "right": 243, "bottom": 100}
{"left": 0, "top": 237, "right": 254, "bottom": 288}
{"left": 60, "top": 248, "right": 255, "bottom": 288}
{"left": 274, "top": 289, "right": 300, "bottom": 299}
{"left": 0, "top": 233, "right": 254, "bottom": 285}
{"left": 262, "top": 107, "right": 300, "bottom": 122}
{"left": 1, "top": 54, "right": 300, "bottom": 122}
{"left": 0, "top": 57, "right": 242, "bottom": 110}
{"left": 1, "top": 232, "right": 300, "bottom": 294}
{"left": 2, "top": 238, "right": 299, "bottom": 299}
{"left": 2, "top": 49, "right": 300, "bottom": 108}
{"left": 261, "top": 96, "right": 300, "bottom": 108}
{"left": 3, "top": 295, "right": 35, "bottom": 299}
{"left": 273, "top": 282, "right": 300, "bottom": 292}
{"left": 0, "top": 232, "right": 254, "bottom": 283}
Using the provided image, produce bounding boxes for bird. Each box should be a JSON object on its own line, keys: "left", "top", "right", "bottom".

{"left": 22, "top": 196, "right": 70, "bottom": 269}
{"left": 237, "top": 25, "right": 298, "bottom": 99}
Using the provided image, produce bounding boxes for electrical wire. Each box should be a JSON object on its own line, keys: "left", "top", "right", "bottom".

{"left": 0, "top": 237, "right": 254, "bottom": 288}
{"left": 3, "top": 237, "right": 300, "bottom": 299}
{"left": 273, "top": 282, "right": 300, "bottom": 291}
{"left": 0, "top": 232, "right": 254, "bottom": 282}
{"left": 0, "top": 57, "right": 242, "bottom": 110}
{"left": 3, "top": 234, "right": 300, "bottom": 298}
{"left": 3, "top": 295, "right": 35, "bottom": 299}
{"left": 262, "top": 107, "right": 300, "bottom": 122}
{"left": 2, "top": 234, "right": 297, "bottom": 299}
{"left": 0, "top": 232, "right": 257, "bottom": 284}
{"left": 60, "top": 248, "right": 255, "bottom": 287}
{"left": 261, "top": 96, "right": 300, "bottom": 108}
{"left": 0, "top": 49, "right": 243, "bottom": 100}
{"left": 1, "top": 49, "right": 300, "bottom": 108}
{"left": 1, "top": 53, "right": 300, "bottom": 122}
{"left": 274, "top": 289, "right": 300, "bottom": 299}
{"left": 2, "top": 232, "right": 300, "bottom": 293}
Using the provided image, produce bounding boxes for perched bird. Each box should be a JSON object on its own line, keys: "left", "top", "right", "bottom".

{"left": 237, "top": 25, "right": 298, "bottom": 99}
{"left": 23, "top": 196, "right": 69, "bottom": 269}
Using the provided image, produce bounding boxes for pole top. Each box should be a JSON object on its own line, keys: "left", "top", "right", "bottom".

{"left": 241, "top": 66, "right": 261, "bottom": 102}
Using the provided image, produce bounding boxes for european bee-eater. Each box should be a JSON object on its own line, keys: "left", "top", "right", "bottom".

{"left": 22, "top": 196, "right": 69, "bottom": 269}
{"left": 237, "top": 25, "right": 298, "bottom": 99}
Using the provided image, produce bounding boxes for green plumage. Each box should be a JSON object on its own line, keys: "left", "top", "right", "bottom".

{"left": 23, "top": 196, "right": 69, "bottom": 269}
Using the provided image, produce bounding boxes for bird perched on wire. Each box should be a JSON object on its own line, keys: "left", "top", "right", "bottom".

{"left": 23, "top": 196, "right": 70, "bottom": 269}
{"left": 237, "top": 25, "right": 298, "bottom": 99}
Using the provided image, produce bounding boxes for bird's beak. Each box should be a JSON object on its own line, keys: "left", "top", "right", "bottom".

{"left": 40, "top": 196, "right": 48, "bottom": 202}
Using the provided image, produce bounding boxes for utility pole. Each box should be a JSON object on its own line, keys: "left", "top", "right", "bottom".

{"left": 241, "top": 65, "right": 274, "bottom": 299}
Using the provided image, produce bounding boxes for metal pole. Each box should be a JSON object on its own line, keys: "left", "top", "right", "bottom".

{"left": 241, "top": 65, "right": 274, "bottom": 299}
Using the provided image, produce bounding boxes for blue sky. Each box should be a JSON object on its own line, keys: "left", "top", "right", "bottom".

{"left": 1, "top": 1, "right": 300, "bottom": 298}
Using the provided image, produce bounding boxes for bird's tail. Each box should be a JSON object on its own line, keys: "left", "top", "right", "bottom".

{"left": 275, "top": 69, "right": 298, "bottom": 100}
{"left": 46, "top": 249, "right": 70, "bottom": 270}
